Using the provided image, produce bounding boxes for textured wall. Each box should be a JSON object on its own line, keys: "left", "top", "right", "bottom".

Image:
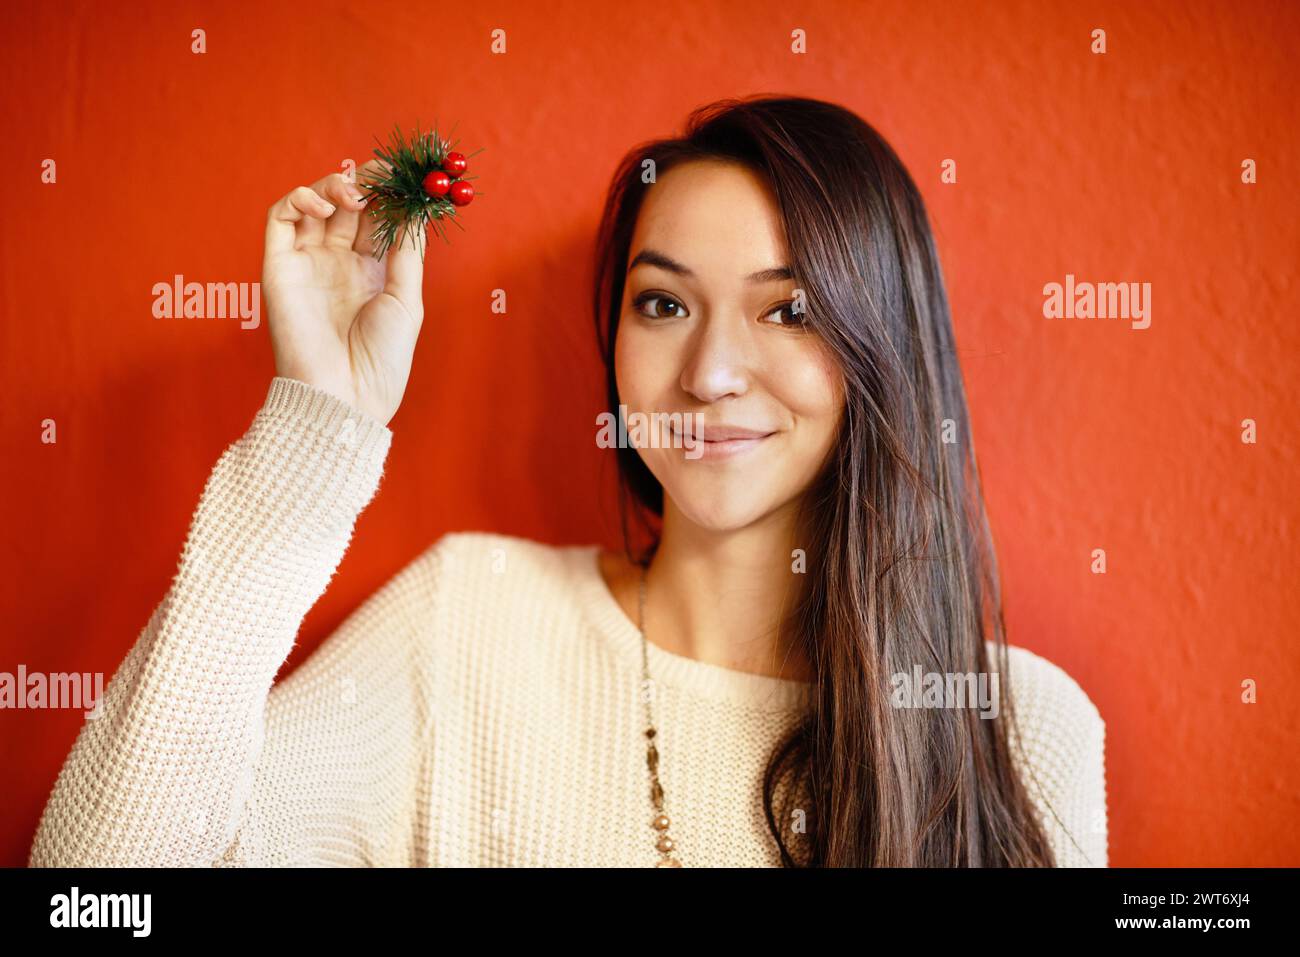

{"left": 1, "top": 0, "right": 1296, "bottom": 866}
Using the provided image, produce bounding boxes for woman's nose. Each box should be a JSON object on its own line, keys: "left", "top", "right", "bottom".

{"left": 678, "top": 313, "right": 752, "bottom": 403}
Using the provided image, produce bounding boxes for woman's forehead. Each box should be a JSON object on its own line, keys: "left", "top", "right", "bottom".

{"left": 632, "top": 162, "right": 789, "bottom": 279}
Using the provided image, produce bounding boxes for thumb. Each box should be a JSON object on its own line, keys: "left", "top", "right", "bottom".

{"left": 383, "top": 219, "right": 428, "bottom": 319}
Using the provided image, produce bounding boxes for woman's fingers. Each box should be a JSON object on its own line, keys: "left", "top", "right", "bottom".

{"left": 265, "top": 159, "right": 423, "bottom": 316}
{"left": 265, "top": 185, "right": 335, "bottom": 258}
{"left": 321, "top": 174, "right": 366, "bottom": 248}
{"left": 267, "top": 157, "right": 396, "bottom": 259}
{"left": 292, "top": 172, "right": 354, "bottom": 248}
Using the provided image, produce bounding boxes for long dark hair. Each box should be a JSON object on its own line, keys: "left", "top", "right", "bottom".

{"left": 592, "top": 95, "right": 1057, "bottom": 866}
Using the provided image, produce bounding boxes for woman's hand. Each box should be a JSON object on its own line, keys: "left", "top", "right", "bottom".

{"left": 262, "top": 160, "right": 427, "bottom": 427}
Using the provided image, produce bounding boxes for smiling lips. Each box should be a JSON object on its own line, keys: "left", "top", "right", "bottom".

{"left": 670, "top": 422, "right": 776, "bottom": 460}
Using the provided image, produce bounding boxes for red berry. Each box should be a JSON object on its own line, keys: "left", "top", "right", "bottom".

{"left": 422, "top": 170, "right": 451, "bottom": 197}
{"left": 448, "top": 180, "right": 474, "bottom": 207}
{"left": 442, "top": 151, "right": 468, "bottom": 176}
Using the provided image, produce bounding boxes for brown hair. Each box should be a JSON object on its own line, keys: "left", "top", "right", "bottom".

{"left": 592, "top": 95, "right": 1058, "bottom": 866}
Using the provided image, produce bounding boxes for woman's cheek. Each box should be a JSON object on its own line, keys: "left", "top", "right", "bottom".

{"left": 769, "top": 344, "right": 845, "bottom": 474}
{"left": 615, "top": 324, "right": 675, "bottom": 417}
{"left": 767, "top": 339, "right": 843, "bottom": 418}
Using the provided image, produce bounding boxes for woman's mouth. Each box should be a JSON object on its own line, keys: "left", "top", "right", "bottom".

{"left": 670, "top": 422, "right": 777, "bottom": 461}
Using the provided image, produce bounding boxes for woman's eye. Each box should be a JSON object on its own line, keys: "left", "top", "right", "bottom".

{"left": 633, "top": 294, "right": 687, "bottom": 320}
{"left": 765, "top": 301, "right": 805, "bottom": 326}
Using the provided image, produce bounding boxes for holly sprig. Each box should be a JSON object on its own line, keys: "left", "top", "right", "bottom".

{"left": 358, "top": 122, "right": 481, "bottom": 261}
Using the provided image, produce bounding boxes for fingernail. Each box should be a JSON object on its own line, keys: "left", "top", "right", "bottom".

{"left": 322, "top": 201, "right": 336, "bottom": 215}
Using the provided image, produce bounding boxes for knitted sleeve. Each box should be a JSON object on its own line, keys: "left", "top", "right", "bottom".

{"left": 1002, "top": 645, "right": 1110, "bottom": 868}
{"left": 1055, "top": 705, "right": 1108, "bottom": 868}
{"left": 27, "top": 376, "right": 438, "bottom": 867}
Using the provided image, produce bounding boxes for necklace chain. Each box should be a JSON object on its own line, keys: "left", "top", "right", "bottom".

{"left": 638, "top": 561, "right": 683, "bottom": 867}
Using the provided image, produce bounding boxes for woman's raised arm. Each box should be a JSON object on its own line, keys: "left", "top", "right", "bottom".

{"left": 28, "top": 165, "right": 437, "bottom": 866}
{"left": 30, "top": 379, "right": 444, "bottom": 865}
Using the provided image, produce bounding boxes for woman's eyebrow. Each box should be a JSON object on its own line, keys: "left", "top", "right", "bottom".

{"left": 745, "top": 265, "right": 794, "bottom": 283}
{"left": 627, "top": 248, "right": 693, "bottom": 277}
{"left": 627, "top": 247, "right": 793, "bottom": 283}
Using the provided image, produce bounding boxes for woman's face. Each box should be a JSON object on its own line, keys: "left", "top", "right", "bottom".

{"left": 615, "top": 159, "right": 845, "bottom": 532}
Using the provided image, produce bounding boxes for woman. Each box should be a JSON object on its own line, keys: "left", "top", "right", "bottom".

{"left": 28, "top": 95, "right": 1106, "bottom": 868}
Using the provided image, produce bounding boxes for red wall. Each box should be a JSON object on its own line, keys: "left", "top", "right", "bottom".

{"left": 2, "top": 0, "right": 1296, "bottom": 866}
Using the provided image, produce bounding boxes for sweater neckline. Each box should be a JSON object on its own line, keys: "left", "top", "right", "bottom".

{"left": 570, "top": 545, "right": 812, "bottom": 714}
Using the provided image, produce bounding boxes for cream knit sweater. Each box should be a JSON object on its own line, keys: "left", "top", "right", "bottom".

{"left": 27, "top": 377, "right": 1108, "bottom": 868}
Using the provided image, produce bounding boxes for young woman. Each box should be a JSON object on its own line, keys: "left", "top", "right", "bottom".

{"left": 29, "top": 95, "right": 1106, "bottom": 868}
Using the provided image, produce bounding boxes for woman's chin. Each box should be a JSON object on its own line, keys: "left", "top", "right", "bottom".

{"left": 665, "top": 491, "right": 773, "bottom": 534}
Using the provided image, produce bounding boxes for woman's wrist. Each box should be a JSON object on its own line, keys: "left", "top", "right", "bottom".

{"left": 261, "top": 376, "right": 392, "bottom": 453}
